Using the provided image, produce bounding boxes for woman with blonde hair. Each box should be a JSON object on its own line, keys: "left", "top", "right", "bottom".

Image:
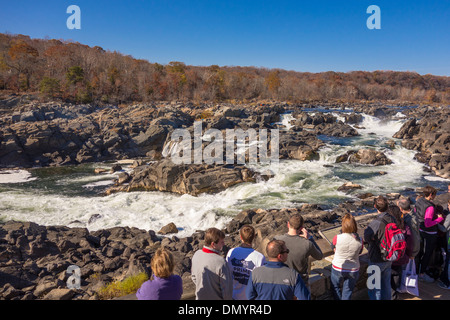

{"left": 330, "top": 213, "right": 364, "bottom": 300}
{"left": 136, "top": 248, "right": 183, "bottom": 300}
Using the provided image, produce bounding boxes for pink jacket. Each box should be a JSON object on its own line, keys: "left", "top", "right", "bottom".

{"left": 423, "top": 206, "right": 444, "bottom": 229}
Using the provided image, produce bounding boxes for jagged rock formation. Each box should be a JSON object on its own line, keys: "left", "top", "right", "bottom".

{"left": 393, "top": 105, "right": 450, "bottom": 179}
{"left": 105, "top": 159, "right": 257, "bottom": 196}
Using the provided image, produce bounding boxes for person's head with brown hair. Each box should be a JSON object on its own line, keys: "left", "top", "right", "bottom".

{"left": 374, "top": 195, "right": 389, "bottom": 213}
{"left": 151, "top": 248, "right": 175, "bottom": 279}
{"left": 341, "top": 213, "right": 358, "bottom": 234}
{"left": 422, "top": 185, "right": 437, "bottom": 200}
{"left": 266, "top": 239, "right": 289, "bottom": 262}
{"left": 397, "top": 197, "right": 411, "bottom": 213}
{"left": 239, "top": 224, "right": 256, "bottom": 245}
{"left": 387, "top": 205, "right": 405, "bottom": 230}
{"left": 204, "top": 227, "right": 226, "bottom": 251}
{"left": 287, "top": 214, "right": 304, "bottom": 231}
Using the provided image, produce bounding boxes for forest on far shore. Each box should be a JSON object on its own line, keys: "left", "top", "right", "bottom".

{"left": 1, "top": 33, "right": 449, "bottom": 105}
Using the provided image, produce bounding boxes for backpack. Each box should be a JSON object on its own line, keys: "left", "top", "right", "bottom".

{"left": 378, "top": 216, "right": 407, "bottom": 262}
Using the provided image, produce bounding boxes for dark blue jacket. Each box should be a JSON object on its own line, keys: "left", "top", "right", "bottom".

{"left": 246, "top": 261, "right": 310, "bottom": 300}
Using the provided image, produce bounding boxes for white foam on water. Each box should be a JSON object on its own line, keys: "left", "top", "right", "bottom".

{"left": 330, "top": 112, "right": 346, "bottom": 123}
{"left": 82, "top": 180, "right": 115, "bottom": 188}
{"left": 55, "top": 169, "right": 129, "bottom": 189}
{"left": 345, "top": 147, "right": 425, "bottom": 194}
{"left": 59, "top": 173, "right": 115, "bottom": 184}
{"left": 0, "top": 189, "right": 239, "bottom": 237}
{"left": 245, "top": 158, "right": 352, "bottom": 206}
{"left": 0, "top": 170, "right": 37, "bottom": 184}
{"left": 424, "top": 175, "right": 450, "bottom": 182}
{"left": 357, "top": 114, "right": 405, "bottom": 139}
{"left": 278, "top": 113, "right": 295, "bottom": 130}
{"left": 0, "top": 158, "right": 348, "bottom": 236}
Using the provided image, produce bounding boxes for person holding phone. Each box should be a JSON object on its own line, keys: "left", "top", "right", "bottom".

{"left": 275, "top": 214, "right": 323, "bottom": 285}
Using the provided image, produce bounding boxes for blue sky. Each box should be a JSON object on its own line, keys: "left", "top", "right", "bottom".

{"left": 1, "top": 0, "right": 449, "bottom": 76}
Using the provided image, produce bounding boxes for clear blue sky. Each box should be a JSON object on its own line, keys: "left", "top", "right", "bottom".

{"left": 1, "top": 0, "right": 449, "bottom": 76}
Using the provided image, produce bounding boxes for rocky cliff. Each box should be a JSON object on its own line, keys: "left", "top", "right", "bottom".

{"left": 393, "top": 105, "right": 450, "bottom": 179}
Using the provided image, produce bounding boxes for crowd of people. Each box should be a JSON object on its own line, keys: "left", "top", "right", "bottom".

{"left": 135, "top": 184, "right": 450, "bottom": 300}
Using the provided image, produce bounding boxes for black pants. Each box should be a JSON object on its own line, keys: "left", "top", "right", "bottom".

{"left": 440, "top": 249, "right": 450, "bottom": 286}
{"left": 418, "top": 231, "right": 438, "bottom": 274}
{"left": 391, "top": 264, "right": 403, "bottom": 300}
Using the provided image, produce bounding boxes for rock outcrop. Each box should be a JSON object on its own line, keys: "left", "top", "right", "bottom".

{"left": 393, "top": 107, "right": 450, "bottom": 179}
{"left": 337, "top": 182, "right": 363, "bottom": 192}
{"left": 336, "top": 149, "right": 393, "bottom": 166}
{"left": 0, "top": 103, "right": 193, "bottom": 168}
{"left": 105, "top": 159, "right": 257, "bottom": 196}
{"left": 0, "top": 101, "right": 368, "bottom": 169}
{"left": 291, "top": 111, "right": 359, "bottom": 137}
{"left": 278, "top": 131, "right": 324, "bottom": 161}
{"left": 0, "top": 220, "right": 159, "bottom": 300}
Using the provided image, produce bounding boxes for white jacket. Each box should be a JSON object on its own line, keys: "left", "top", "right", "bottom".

{"left": 331, "top": 233, "right": 363, "bottom": 272}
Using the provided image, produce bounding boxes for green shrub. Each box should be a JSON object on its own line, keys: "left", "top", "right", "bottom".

{"left": 66, "top": 66, "right": 85, "bottom": 85}
{"left": 76, "top": 90, "right": 93, "bottom": 103}
{"left": 39, "top": 77, "right": 60, "bottom": 98}
{"left": 96, "top": 272, "right": 149, "bottom": 300}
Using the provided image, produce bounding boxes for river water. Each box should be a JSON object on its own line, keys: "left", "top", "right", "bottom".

{"left": 0, "top": 109, "right": 448, "bottom": 237}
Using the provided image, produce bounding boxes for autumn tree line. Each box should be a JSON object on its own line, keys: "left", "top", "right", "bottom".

{"left": 0, "top": 33, "right": 449, "bottom": 105}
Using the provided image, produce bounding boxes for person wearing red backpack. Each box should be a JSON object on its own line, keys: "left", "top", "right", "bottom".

{"left": 364, "top": 196, "right": 399, "bottom": 300}
{"left": 388, "top": 204, "right": 418, "bottom": 299}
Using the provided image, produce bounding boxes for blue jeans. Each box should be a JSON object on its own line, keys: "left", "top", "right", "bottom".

{"left": 368, "top": 261, "right": 392, "bottom": 300}
{"left": 331, "top": 268, "right": 359, "bottom": 300}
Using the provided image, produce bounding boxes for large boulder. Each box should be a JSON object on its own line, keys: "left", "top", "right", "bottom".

{"left": 336, "top": 149, "right": 393, "bottom": 166}
{"left": 105, "top": 159, "right": 257, "bottom": 196}
{"left": 314, "top": 120, "right": 359, "bottom": 137}
{"left": 278, "top": 131, "right": 324, "bottom": 161}
{"left": 158, "top": 222, "right": 179, "bottom": 235}
{"left": 292, "top": 112, "right": 359, "bottom": 137}
{"left": 393, "top": 118, "right": 419, "bottom": 139}
{"left": 344, "top": 113, "right": 363, "bottom": 125}
{"left": 131, "top": 124, "right": 169, "bottom": 155}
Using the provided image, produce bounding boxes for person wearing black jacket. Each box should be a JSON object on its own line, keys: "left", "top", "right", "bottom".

{"left": 364, "top": 196, "right": 397, "bottom": 300}
{"left": 415, "top": 186, "right": 444, "bottom": 282}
